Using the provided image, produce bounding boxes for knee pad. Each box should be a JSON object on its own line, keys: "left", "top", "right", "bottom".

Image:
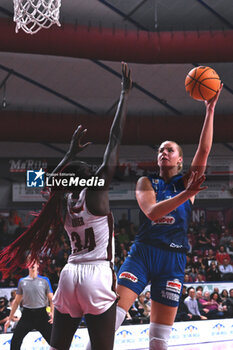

{"left": 149, "top": 322, "right": 172, "bottom": 350}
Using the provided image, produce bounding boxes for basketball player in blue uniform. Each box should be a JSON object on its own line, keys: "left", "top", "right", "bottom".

{"left": 114, "top": 84, "right": 223, "bottom": 350}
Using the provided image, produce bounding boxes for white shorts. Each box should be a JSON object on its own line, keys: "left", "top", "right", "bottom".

{"left": 53, "top": 261, "right": 117, "bottom": 318}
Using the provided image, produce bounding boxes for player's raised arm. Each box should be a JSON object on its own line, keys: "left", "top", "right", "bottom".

{"left": 186, "top": 84, "right": 223, "bottom": 179}
{"left": 96, "top": 62, "right": 132, "bottom": 187}
{"left": 182, "top": 84, "right": 223, "bottom": 203}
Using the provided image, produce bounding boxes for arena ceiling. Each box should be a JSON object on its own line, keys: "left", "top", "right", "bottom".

{"left": 0, "top": 0, "right": 233, "bottom": 146}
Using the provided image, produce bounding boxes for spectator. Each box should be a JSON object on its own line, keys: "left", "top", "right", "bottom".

{"left": 144, "top": 290, "right": 151, "bottom": 307}
{"left": 220, "top": 289, "right": 229, "bottom": 303}
{"left": 7, "top": 297, "right": 22, "bottom": 332}
{"left": 226, "top": 240, "right": 233, "bottom": 260}
{"left": 209, "top": 292, "right": 226, "bottom": 318}
{"left": 180, "top": 285, "right": 188, "bottom": 302}
{"left": 187, "top": 233, "right": 195, "bottom": 253}
{"left": 192, "top": 254, "right": 205, "bottom": 274}
{"left": 216, "top": 245, "right": 231, "bottom": 265}
{"left": 188, "top": 221, "right": 198, "bottom": 236}
{"left": 185, "top": 254, "right": 193, "bottom": 275}
{"left": 128, "top": 299, "right": 148, "bottom": 325}
{"left": 116, "top": 243, "right": 128, "bottom": 261}
{"left": 222, "top": 288, "right": 233, "bottom": 318}
{"left": 199, "top": 216, "right": 208, "bottom": 232}
{"left": 196, "top": 290, "right": 209, "bottom": 318}
{"left": 184, "top": 273, "right": 192, "bottom": 283}
{"left": 207, "top": 248, "right": 217, "bottom": 263}
{"left": 189, "top": 267, "right": 198, "bottom": 282}
{"left": 206, "top": 262, "right": 221, "bottom": 282}
{"left": 195, "top": 286, "right": 204, "bottom": 293}
{"left": 196, "top": 228, "right": 211, "bottom": 251}
{"left": 202, "top": 248, "right": 217, "bottom": 269}
{"left": 0, "top": 297, "right": 10, "bottom": 333}
{"left": 117, "top": 227, "right": 130, "bottom": 245}
{"left": 194, "top": 272, "right": 206, "bottom": 283}
{"left": 136, "top": 293, "right": 151, "bottom": 320}
{"left": 175, "top": 298, "right": 192, "bottom": 322}
{"left": 219, "top": 228, "right": 232, "bottom": 247}
{"left": 198, "top": 291, "right": 224, "bottom": 319}
{"left": 219, "top": 258, "right": 233, "bottom": 281}
{"left": 184, "top": 287, "right": 207, "bottom": 320}
{"left": 209, "top": 233, "right": 219, "bottom": 250}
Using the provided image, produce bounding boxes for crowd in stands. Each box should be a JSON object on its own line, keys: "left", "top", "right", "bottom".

{"left": 0, "top": 210, "right": 233, "bottom": 329}
{"left": 175, "top": 286, "right": 233, "bottom": 322}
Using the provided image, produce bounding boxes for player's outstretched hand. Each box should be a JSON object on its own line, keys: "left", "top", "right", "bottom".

{"left": 67, "top": 125, "right": 92, "bottom": 158}
{"left": 121, "top": 62, "right": 132, "bottom": 93}
{"left": 205, "top": 83, "right": 223, "bottom": 110}
{"left": 185, "top": 171, "right": 208, "bottom": 197}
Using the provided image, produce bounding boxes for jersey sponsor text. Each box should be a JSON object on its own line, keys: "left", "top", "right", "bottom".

{"left": 166, "top": 279, "right": 182, "bottom": 294}
{"left": 152, "top": 216, "right": 175, "bottom": 225}
{"left": 119, "top": 272, "right": 138, "bottom": 283}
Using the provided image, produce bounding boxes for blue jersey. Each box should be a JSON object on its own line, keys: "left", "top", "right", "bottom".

{"left": 135, "top": 174, "right": 192, "bottom": 252}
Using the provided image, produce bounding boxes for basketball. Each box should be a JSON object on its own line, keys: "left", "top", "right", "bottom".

{"left": 185, "top": 66, "right": 221, "bottom": 101}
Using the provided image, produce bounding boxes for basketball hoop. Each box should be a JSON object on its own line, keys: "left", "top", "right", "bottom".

{"left": 13, "top": 0, "right": 61, "bottom": 35}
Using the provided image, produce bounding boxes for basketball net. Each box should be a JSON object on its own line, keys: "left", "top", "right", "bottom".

{"left": 13, "top": 0, "right": 61, "bottom": 35}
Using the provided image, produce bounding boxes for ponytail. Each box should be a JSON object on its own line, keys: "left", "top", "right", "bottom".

{"left": 0, "top": 192, "right": 63, "bottom": 278}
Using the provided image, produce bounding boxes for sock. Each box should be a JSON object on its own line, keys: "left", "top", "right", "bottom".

{"left": 149, "top": 322, "right": 172, "bottom": 350}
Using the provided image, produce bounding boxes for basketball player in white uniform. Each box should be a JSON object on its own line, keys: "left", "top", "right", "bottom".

{"left": 49, "top": 62, "right": 132, "bottom": 350}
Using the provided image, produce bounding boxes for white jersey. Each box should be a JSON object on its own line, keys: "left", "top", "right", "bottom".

{"left": 64, "top": 188, "right": 114, "bottom": 264}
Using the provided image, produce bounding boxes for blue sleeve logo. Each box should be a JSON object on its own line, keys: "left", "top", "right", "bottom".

{"left": 27, "top": 169, "right": 45, "bottom": 187}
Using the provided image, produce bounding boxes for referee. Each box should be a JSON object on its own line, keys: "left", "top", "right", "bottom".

{"left": 4, "top": 259, "right": 54, "bottom": 349}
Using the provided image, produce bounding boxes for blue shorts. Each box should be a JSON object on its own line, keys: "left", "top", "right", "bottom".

{"left": 117, "top": 242, "right": 186, "bottom": 307}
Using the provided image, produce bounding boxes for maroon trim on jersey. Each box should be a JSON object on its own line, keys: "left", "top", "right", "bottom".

{"left": 106, "top": 212, "right": 114, "bottom": 261}
{"left": 110, "top": 261, "right": 117, "bottom": 293}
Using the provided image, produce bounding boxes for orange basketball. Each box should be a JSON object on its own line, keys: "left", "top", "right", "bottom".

{"left": 185, "top": 66, "right": 221, "bottom": 101}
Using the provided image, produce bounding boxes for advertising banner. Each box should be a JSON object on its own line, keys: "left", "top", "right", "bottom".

{"left": 1, "top": 319, "right": 233, "bottom": 349}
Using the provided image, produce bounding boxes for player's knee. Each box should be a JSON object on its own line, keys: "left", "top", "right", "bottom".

{"left": 149, "top": 322, "right": 172, "bottom": 350}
